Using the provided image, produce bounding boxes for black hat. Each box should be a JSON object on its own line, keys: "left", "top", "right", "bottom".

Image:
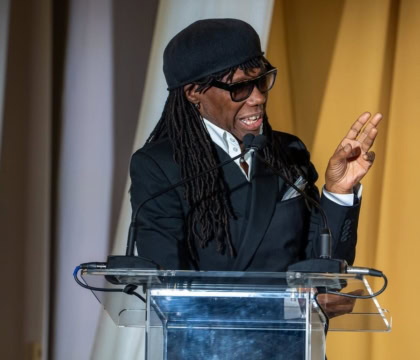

{"left": 163, "top": 18, "right": 264, "bottom": 90}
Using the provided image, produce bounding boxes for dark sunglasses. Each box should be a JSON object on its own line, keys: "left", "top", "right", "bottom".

{"left": 210, "top": 68, "right": 277, "bottom": 102}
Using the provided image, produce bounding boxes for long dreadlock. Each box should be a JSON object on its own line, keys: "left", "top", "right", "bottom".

{"left": 147, "top": 56, "right": 302, "bottom": 262}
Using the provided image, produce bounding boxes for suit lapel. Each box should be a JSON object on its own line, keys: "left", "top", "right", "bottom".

{"left": 231, "top": 153, "right": 285, "bottom": 270}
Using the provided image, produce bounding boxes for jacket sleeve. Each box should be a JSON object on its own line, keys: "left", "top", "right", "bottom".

{"left": 130, "top": 150, "right": 190, "bottom": 270}
{"left": 305, "top": 190, "right": 361, "bottom": 265}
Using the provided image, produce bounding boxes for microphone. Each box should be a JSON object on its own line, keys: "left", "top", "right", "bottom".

{"left": 244, "top": 134, "right": 346, "bottom": 273}
{"left": 107, "top": 144, "right": 254, "bottom": 270}
{"left": 244, "top": 133, "right": 266, "bottom": 151}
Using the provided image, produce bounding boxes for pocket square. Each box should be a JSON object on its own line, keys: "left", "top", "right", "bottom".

{"left": 281, "top": 176, "right": 307, "bottom": 201}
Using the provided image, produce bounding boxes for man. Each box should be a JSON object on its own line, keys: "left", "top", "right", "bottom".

{"left": 130, "top": 18, "right": 381, "bottom": 272}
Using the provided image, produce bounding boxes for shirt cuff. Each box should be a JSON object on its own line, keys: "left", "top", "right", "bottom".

{"left": 322, "top": 184, "right": 363, "bottom": 206}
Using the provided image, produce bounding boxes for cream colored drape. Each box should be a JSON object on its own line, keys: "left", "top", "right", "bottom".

{"left": 267, "top": 0, "right": 419, "bottom": 358}
{"left": 92, "top": 1, "right": 275, "bottom": 358}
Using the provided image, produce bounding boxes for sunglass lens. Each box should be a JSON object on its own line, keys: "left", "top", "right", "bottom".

{"left": 230, "top": 70, "right": 277, "bottom": 101}
{"left": 231, "top": 83, "right": 254, "bottom": 102}
{"left": 257, "top": 72, "right": 275, "bottom": 93}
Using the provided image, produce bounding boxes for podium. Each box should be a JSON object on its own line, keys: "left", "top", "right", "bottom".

{"left": 81, "top": 269, "right": 391, "bottom": 360}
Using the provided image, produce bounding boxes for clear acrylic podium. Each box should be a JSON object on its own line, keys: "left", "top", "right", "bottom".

{"left": 81, "top": 269, "right": 391, "bottom": 360}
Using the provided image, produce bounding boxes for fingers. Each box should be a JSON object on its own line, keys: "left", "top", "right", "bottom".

{"left": 357, "top": 112, "right": 382, "bottom": 144}
{"left": 360, "top": 126, "right": 378, "bottom": 153}
{"left": 344, "top": 112, "right": 382, "bottom": 154}
{"left": 345, "top": 112, "right": 371, "bottom": 140}
{"left": 345, "top": 112, "right": 382, "bottom": 143}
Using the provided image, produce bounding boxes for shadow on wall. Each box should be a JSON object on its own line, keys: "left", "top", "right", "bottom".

{"left": 268, "top": 0, "right": 345, "bottom": 150}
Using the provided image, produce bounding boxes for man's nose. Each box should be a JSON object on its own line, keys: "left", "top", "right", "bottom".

{"left": 246, "top": 85, "right": 266, "bottom": 106}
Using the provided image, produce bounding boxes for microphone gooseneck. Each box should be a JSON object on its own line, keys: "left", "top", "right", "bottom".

{"left": 245, "top": 134, "right": 344, "bottom": 273}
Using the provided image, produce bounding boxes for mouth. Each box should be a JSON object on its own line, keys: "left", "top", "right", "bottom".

{"left": 238, "top": 113, "right": 263, "bottom": 131}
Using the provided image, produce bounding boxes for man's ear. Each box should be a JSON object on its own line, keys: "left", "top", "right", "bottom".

{"left": 184, "top": 84, "right": 200, "bottom": 104}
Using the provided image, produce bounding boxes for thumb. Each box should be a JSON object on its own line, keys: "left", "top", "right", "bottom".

{"left": 329, "top": 144, "right": 351, "bottom": 167}
{"left": 329, "top": 143, "right": 359, "bottom": 170}
{"left": 339, "top": 143, "right": 361, "bottom": 160}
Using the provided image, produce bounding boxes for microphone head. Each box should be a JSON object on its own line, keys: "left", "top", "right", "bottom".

{"left": 243, "top": 134, "right": 255, "bottom": 149}
{"left": 252, "top": 135, "right": 267, "bottom": 150}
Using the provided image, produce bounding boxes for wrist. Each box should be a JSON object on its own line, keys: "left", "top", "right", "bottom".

{"left": 325, "top": 183, "right": 353, "bottom": 194}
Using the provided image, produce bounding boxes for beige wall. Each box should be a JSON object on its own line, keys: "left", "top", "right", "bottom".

{"left": 267, "top": 0, "right": 419, "bottom": 358}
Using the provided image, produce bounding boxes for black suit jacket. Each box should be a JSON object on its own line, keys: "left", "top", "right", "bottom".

{"left": 130, "top": 131, "right": 360, "bottom": 271}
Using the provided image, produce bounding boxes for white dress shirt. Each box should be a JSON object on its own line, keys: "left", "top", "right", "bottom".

{"left": 203, "top": 118, "right": 362, "bottom": 206}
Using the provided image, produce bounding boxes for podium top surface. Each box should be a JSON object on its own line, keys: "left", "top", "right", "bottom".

{"left": 84, "top": 268, "right": 358, "bottom": 288}
{"left": 81, "top": 269, "right": 391, "bottom": 333}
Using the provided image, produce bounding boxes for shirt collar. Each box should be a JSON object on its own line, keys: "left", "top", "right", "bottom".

{"left": 202, "top": 118, "right": 231, "bottom": 152}
{"left": 202, "top": 117, "right": 263, "bottom": 152}
{"left": 203, "top": 118, "right": 263, "bottom": 181}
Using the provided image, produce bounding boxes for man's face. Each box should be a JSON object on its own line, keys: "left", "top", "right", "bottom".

{"left": 192, "top": 68, "right": 267, "bottom": 142}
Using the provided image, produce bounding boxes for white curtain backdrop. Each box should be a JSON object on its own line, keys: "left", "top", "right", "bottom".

{"left": 92, "top": 1, "right": 275, "bottom": 359}
{"left": 52, "top": 1, "right": 114, "bottom": 359}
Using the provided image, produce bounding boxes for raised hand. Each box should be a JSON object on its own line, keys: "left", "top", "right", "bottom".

{"left": 325, "top": 112, "right": 382, "bottom": 194}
